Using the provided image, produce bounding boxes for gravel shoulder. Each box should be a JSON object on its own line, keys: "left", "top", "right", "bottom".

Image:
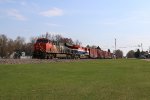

{"left": 0, "top": 59, "right": 94, "bottom": 64}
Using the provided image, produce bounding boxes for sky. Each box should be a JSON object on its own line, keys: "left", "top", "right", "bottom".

{"left": 0, "top": 0, "right": 150, "bottom": 55}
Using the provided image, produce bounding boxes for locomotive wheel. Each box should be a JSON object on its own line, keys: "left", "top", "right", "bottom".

{"left": 67, "top": 55, "right": 71, "bottom": 59}
{"left": 40, "top": 53, "right": 46, "bottom": 59}
{"left": 46, "top": 54, "right": 50, "bottom": 59}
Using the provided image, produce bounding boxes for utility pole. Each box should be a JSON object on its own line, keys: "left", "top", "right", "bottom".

{"left": 141, "top": 43, "right": 143, "bottom": 51}
{"left": 0, "top": 38, "right": 3, "bottom": 58}
{"left": 46, "top": 32, "right": 48, "bottom": 39}
{"left": 115, "top": 38, "right": 116, "bottom": 52}
{"left": 114, "top": 38, "right": 116, "bottom": 59}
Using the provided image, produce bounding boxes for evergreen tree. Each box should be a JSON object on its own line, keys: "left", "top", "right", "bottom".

{"left": 134, "top": 49, "right": 140, "bottom": 58}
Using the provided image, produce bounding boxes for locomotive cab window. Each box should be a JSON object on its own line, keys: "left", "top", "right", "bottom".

{"left": 36, "top": 39, "right": 48, "bottom": 43}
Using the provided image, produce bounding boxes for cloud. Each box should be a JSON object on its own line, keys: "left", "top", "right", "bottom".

{"left": 40, "top": 8, "right": 64, "bottom": 17}
{"left": 7, "top": 9, "right": 27, "bottom": 21}
{"left": 0, "top": 0, "right": 29, "bottom": 7}
{"left": 0, "top": 0, "right": 15, "bottom": 3}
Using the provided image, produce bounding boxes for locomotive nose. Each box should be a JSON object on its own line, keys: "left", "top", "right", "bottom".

{"left": 34, "top": 43, "right": 46, "bottom": 52}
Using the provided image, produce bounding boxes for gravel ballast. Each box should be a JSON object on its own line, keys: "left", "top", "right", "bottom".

{"left": 0, "top": 59, "right": 94, "bottom": 64}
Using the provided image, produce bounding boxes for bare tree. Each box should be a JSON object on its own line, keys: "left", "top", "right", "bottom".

{"left": 134, "top": 49, "right": 140, "bottom": 58}
{"left": 74, "top": 40, "right": 82, "bottom": 45}
{"left": 6, "top": 39, "right": 14, "bottom": 57}
{"left": 0, "top": 34, "right": 8, "bottom": 58}
{"left": 97, "top": 46, "right": 101, "bottom": 50}
{"left": 55, "top": 34, "right": 63, "bottom": 42}
{"left": 115, "top": 49, "right": 123, "bottom": 58}
{"left": 52, "top": 37, "right": 74, "bottom": 44}
{"left": 30, "top": 37, "right": 37, "bottom": 44}
{"left": 91, "top": 45, "right": 97, "bottom": 48}
{"left": 126, "top": 50, "right": 135, "bottom": 58}
{"left": 14, "top": 36, "right": 25, "bottom": 51}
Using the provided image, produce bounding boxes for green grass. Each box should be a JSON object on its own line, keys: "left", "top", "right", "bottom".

{"left": 0, "top": 59, "right": 150, "bottom": 100}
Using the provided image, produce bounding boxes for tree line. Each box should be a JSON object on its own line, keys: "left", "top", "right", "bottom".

{"left": 126, "top": 49, "right": 150, "bottom": 58}
{"left": 0, "top": 34, "right": 34, "bottom": 58}
{"left": 113, "top": 49, "right": 150, "bottom": 59}
{"left": 0, "top": 33, "right": 83, "bottom": 58}
{"left": 0, "top": 33, "right": 113, "bottom": 59}
{"left": 1, "top": 33, "right": 147, "bottom": 59}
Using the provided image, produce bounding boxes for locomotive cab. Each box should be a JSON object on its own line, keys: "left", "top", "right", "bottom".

{"left": 33, "top": 38, "right": 53, "bottom": 58}
{"left": 34, "top": 38, "right": 52, "bottom": 52}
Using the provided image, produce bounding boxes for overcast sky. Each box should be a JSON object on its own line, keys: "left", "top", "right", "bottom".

{"left": 0, "top": 0, "right": 150, "bottom": 55}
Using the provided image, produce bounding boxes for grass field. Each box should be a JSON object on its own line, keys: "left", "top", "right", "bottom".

{"left": 0, "top": 59, "right": 150, "bottom": 100}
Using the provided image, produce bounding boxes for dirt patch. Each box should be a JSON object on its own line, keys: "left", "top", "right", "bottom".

{"left": 142, "top": 59, "right": 150, "bottom": 61}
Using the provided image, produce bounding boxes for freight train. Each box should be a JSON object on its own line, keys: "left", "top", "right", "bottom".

{"left": 32, "top": 38, "right": 113, "bottom": 59}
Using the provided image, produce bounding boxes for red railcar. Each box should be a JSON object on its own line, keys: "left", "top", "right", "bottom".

{"left": 97, "top": 49, "right": 104, "bottom": 58}
{"left": 88, "top": 48, "right": 98, "bottom": 58}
